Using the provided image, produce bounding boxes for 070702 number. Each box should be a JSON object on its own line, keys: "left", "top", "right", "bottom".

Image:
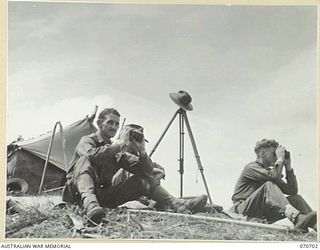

{"left": 300, "top": 244, "right": 318, "bottom": 249}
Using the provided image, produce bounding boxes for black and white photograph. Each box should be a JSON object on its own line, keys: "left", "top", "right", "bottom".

{"left": 5, "top": 1, "right": 318, "bottom": 242}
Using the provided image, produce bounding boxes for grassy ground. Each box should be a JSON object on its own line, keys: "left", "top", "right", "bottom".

{"left": 5, "top": 197, "right": 317, "bottom": 241}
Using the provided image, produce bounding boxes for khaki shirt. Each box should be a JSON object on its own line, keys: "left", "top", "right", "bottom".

{"left": 66, "top": 131, "right": 154, "bottom": 189}
{"left": 232, "top": 161, "right": 298, "bottom": 203}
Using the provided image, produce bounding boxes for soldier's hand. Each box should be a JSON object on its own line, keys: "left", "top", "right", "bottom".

{"left": 118, "top": 127, "right": 132, "bottom": 149}
{"left": 131, "top": 138, "right": 146, "bottom": 156}
{"left": 284, "top": 151, "right": 293, "bottom": 171}
{"left": 152, "top": 167, "right": 165, "bottom": 179}
{"left": 275, "top": 145, "right": 286, "bottom": 162}
{"left": 153, "top": 163, "right": 165, "bottom": 177}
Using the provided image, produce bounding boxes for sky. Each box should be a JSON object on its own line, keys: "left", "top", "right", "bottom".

{"left": 7, "top": 2, "right": 317, "bottom": 210}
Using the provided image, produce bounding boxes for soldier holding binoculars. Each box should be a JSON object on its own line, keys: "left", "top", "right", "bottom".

{"left": 62, "top": 108, "right": 207, "bottom": 225}
{"left": 231, "top": 139, "right": 317, "bottom": 232}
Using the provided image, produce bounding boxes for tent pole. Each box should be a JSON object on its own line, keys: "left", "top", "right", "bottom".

{"left": 38, "top": 121, "right": 60, "bottom": 194}
{"left": 41, "top": 186, "right": 64, "bottom": 194}
{"left": 87, "top": 105, "right": 98, "bottom": 123}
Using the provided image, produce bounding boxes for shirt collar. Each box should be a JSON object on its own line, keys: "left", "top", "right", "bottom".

{"left": 95, "top": 131, "right": 112, "bottom": 144}
{"left": 255, "top": 159, "right": 268, "bottom": 169}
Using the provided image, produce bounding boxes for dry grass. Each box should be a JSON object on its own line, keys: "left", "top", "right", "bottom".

{"left": 5, "top": 198, "right": 317, "bottom": 241}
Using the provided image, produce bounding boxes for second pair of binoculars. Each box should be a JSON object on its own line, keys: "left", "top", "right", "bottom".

{"left": 129, "top": 130, "right": 144, "bottom": 143}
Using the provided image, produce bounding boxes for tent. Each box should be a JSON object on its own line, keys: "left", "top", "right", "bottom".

{"left": 7, "top": 117, "right": 97, "bottom": 194}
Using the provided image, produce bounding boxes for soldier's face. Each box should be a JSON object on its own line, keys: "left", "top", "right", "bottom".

{"left": 99, "top": 114, "right": 120, "bottom": 139}
{"left": 263, "top": 147, "right": 277, "bottom": 166}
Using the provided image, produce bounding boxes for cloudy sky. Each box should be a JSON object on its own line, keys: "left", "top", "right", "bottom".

{"left": 7, "top": 2, "right": 317, "bottom": 209}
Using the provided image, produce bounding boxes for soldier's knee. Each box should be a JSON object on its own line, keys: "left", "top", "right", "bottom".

{"left": 140, "top": 178, "right": 150, "bottom": 188}
{"left": 262, "top": 181, "right": 276, "bottom": 189}
{"left": 261, "top": 181, "right": 283, "bottom": 194}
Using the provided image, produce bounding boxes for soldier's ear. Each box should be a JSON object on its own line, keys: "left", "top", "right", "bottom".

{"left": 260, "top": 149, "right": 266, "bottom": 157}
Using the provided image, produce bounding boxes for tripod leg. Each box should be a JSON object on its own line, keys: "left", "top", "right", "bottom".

{"left": 149, "top": 109, "right": 180, "bottom": 158}
{"left": 179, "top": 110, "right": 185, "bottom": 197}
{"left": 183, "top": 111, "right": 213, "bottom": 204}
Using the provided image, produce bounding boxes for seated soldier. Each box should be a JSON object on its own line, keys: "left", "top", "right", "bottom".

{"left": 230, "top": 139, "right": 317, "bottom": 232}
{"left": 62, "top": 108, "right": 207, "bottom": 224}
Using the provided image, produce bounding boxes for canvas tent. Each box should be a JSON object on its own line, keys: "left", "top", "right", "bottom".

{"left": 7, "top": 117, "right": 97, "bottom": 194}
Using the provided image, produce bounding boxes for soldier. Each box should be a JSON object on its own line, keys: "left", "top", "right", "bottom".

{"left": 231, "top": 139, "right": 317, "bottom": 232}
{"left": 62, "top": 108, "right": 207, "bottom": 224}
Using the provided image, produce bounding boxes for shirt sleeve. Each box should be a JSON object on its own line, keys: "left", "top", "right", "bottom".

{"left": 116, "top": 152, "right": 142, "bottom": 175}
{"left": 76, "top": 136, "right": 121, "bottom": 164}
{"left": 139, "top": 153, "right": 154, "bottom": 176}
{"left": 276, "top": 169, "right": 298, "bottom": 195}
{"left": 243, "top": 163, "right": 283, "bottom": 182}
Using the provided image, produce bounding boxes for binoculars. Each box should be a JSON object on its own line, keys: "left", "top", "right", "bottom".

{"left": 129, "top": 130, "right": 144, "bottom": 143}
{"left": 285, "top": 150, "right": 290, "bottom": 159}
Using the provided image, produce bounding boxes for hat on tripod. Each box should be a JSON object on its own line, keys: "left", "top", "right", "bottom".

{"left": 169, "top": 90, "right": 193, "bottom": 111}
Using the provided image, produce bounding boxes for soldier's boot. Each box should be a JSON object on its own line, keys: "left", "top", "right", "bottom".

{"left": 294, "top": 211, "right": 317, "bottom": 232}
{"left": 82, "top": 196, "right": 105, "bottom": 225}
{"left": 172, "top": 195, "right": 208, "bottom": 214}
{"left": 285, "top": 204, "right": 317, "bottom": 232}
{"left": 150, "top": 185, "right": 207, "bottom": 214}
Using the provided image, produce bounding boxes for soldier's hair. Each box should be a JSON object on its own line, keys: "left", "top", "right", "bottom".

{"left": 97, "top": 108, "right": 120, "bottom": 121}
{"left": 254, "top": 139, "right": 279, "bottom": 154}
